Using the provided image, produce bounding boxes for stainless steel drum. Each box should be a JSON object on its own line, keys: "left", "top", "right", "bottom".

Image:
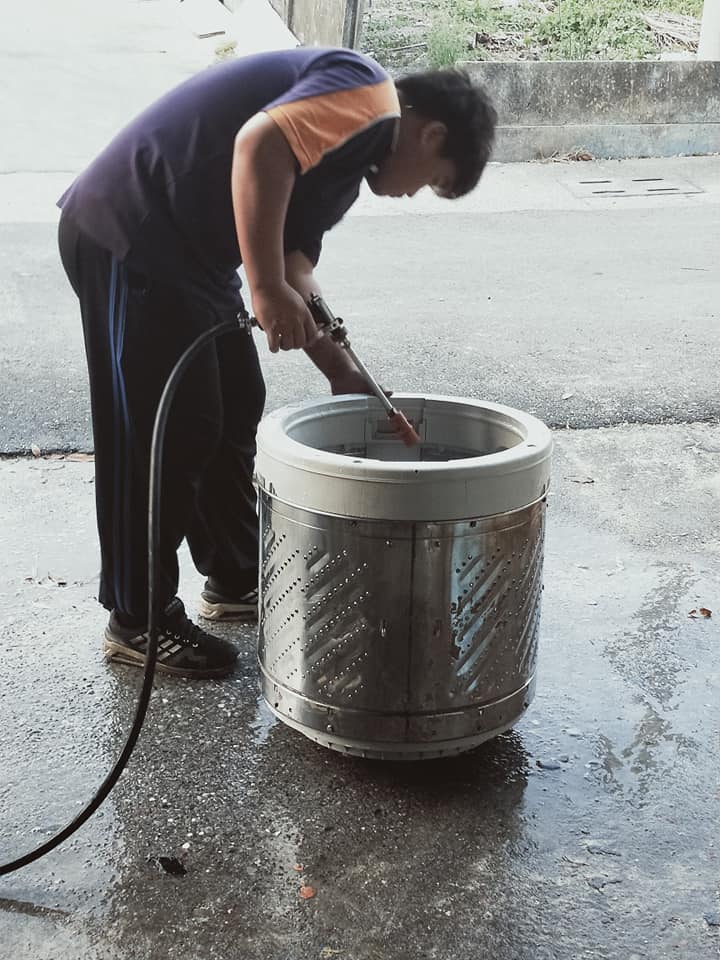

{"left": 255, "top": 394, "right": 553, "bottom": 760}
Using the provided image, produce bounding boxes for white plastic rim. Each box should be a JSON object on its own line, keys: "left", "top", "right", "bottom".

{"left": 255, "top": 394, "right": 553, "bottom": 522}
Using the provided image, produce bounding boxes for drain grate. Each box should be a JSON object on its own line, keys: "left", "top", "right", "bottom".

{"left": 564, "top": 175, "right": 704, "bottom": 199}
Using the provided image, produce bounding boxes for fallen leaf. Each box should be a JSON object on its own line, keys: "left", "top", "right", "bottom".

{"left": 567, "top": 476, "right": 595, "bottom": 484}
{"left": 31, "top": 444, "right": 41, "bottom": 458}
{"left": 299, "top": 885, "right": 316, "bottom": 900}
{"left": 689, "top": 608, "right": 712, "bottom": 619}
{"left": 66, "top": 452, "right": 94, "bottom": 462}
{"left": 700, "top": 607, "right": 712, "bottom": 618}
{"left": 293, "top": 863, "right": 304, "bottom": 873}
{"left": 536, "top": 758, "right": 562, "bottom": 770}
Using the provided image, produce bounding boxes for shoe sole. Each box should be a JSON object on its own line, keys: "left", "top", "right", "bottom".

{"left": 104, "top": 638, "right": 236, "bottom": 679}
{"left": 197, "top": 597, "right": 258, "bottom": 622}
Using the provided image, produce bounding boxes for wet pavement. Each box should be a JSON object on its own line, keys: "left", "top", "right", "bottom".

{"left": 1, "top": 420, "right": 718, "bottom": 959}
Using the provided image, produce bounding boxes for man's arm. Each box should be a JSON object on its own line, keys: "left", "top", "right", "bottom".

{"left": 285, "top": 251, "right": 379, "bottom": 395}
{"left": 231, "top": 114, "right": 317, "bottom": 353}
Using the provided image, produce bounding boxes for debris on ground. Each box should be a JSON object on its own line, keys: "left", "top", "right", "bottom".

{"left": 587, "top": 876, "right": 623, "bottom": 891}
{"left": 586, "top": 843, "right": 622, "bottom": 857}
{"left": 299, "top": 885, "right": 316, "bottom": 900}
{"left": 43, "top": 451, "right": 95, "bottom": 462}
{"left": 565, "top": 150, "right": 595, "bottom": 162}
{"left": 149, "top": 855, "right": 188, "bottom": 876}
{"left": 24, "top": 573, "right": 68, "bottom": 587}
{"left": 688, "top": 607, "right": 712, "bottom": 619}
{"left": 550, "top": 149, "right": 596, "bottom": 163}
{"left": 641, "top": 12, "right": 700, "bottom": 50}
{"left": 472, "top": 29, "right": 528, "bottom": 58}
{"left": 561, "top": 855, "right": 588, "bottom": 867}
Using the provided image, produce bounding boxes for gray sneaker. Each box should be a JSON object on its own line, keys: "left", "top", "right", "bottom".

{"left": 104, "top": 598, "right": 238, "bottom": 679}
{"left": 198, "top": 579, "right": 258, "bottom": 622}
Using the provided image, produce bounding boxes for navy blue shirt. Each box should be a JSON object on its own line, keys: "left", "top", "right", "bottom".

{"left": 59, "top": 48, "right": 399, "bottom": 295}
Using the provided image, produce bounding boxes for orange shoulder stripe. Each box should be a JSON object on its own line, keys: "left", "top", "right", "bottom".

{"left": 265, "top": 79, "right": 400, "bottom": 173}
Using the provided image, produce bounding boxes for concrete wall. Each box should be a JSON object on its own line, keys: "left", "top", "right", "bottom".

{"left": 463, "top": 60, "right": 720, "bottom": 161}
{"left": 223, "top": 0, "right": 364, "bottom": 47}
{"left": 289, "top": 0, "right": 364, "bottom": 48}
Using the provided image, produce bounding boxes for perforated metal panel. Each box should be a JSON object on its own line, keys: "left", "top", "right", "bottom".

{"left": 258, "top": 493, "right": 547, "bottom": 758}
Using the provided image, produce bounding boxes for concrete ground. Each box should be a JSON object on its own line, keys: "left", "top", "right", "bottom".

{"left": 1, "top": 2, "right": 719, "bottom": 958}
{"left": 1, "top": 426, "right": 719, "bottom": 960}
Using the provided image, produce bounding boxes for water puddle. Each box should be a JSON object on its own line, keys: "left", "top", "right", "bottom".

{"left": 251, "top": 695, "right": 279, "bottom": 745}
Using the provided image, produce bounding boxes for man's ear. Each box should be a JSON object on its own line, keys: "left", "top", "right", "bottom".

{"left": 420, "top": 120, "right": 447, "bottom": 151}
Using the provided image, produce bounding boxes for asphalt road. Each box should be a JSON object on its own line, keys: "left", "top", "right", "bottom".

{"left": 1, "top": 0, "right": 718, "bottom": 454}
{"left": 2, "top": 189, "right": 719, "bottom": 453}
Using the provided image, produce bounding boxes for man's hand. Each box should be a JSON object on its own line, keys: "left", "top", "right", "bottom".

{"left": 330, "top": 369, "right": 392, "bottom": 397}
{"left": 253, "top": 282, "right": 317, "bottom": 353}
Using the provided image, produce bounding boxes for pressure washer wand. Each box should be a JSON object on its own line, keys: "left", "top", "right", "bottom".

{"left": 306, "top": 295, "right": 420, "bottom": 447}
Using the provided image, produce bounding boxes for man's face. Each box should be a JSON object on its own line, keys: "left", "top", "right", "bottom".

{"left": 366, "top": 113, "right": 458, "bottom": 199}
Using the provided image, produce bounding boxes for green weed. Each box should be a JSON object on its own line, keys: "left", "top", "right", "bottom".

{"left": 448, "top": 0, "right": 540, "bottom": 35}
{"left": 536, "top": 0, "right": 656, "bottom": 60}
{"left": 427, "top": 15, "right": 470, "bottom": 67}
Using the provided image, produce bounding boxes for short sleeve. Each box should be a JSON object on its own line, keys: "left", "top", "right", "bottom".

{"left": 286, "top": 232, "right": 323, "bottom": 267}
{"left": 282, "top": 115, "right": 395, "bottom": 267}
{"left": 262, "top": 49, "right": 400, "bottom": 174}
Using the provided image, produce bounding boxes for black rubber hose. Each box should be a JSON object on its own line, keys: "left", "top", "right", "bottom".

{"left": 0, "top": 319, "right": 239, "bottom": 876}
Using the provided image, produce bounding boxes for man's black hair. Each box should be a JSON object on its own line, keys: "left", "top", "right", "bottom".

{"left": 395, "top": 68, "right": 497, "bottom": 198}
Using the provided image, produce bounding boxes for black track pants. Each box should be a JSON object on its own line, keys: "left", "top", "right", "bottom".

{"left": 58, "top": 213, "right": 265, "bottom": 621}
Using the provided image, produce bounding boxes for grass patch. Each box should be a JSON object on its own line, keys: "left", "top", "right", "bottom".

{"left": 536, "top": 0, "right": 656, "bottom": 60}
{"left": 448, "top": 0, "right": 541, "bottom": 34}
{"left": 640, "top": 0, "right": 702, "bottom": 15}
{"left": 363, "top": 0, "right": 704, "bottom": 68}
{"left": 427, "top": 15, "right": 469, "bottom": 67}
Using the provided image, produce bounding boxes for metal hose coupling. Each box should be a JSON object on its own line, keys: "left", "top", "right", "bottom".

{"left": 307, "top": 295, "right": 420, "bottom": 447}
